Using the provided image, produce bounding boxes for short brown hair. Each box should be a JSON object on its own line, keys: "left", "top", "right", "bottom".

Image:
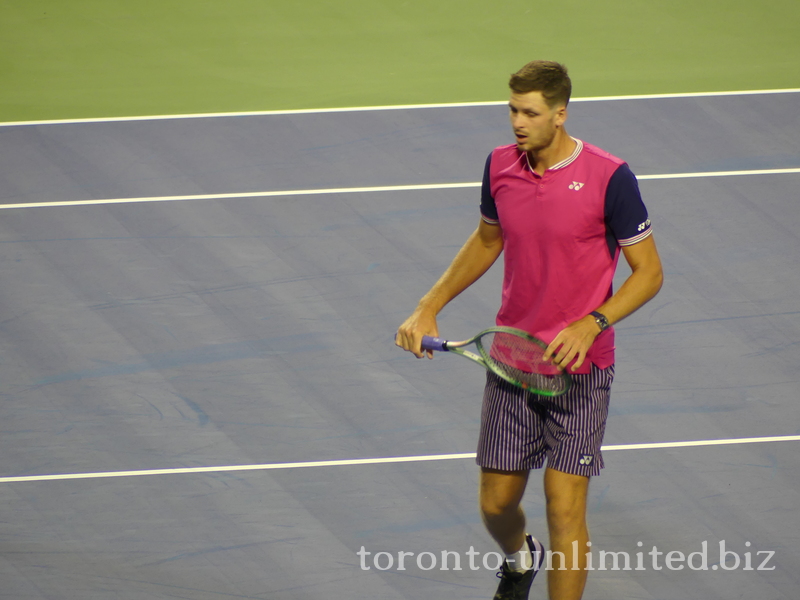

{"left": 509, "top": 61, "right": 572, "bottom": 107}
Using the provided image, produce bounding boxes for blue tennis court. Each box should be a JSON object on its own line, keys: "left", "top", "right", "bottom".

{"left": 0, "top": 90, "right": 799, "bottom": 599}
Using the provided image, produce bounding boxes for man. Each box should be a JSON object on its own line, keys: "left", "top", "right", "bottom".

{"left": 395, "top": 61, "right": 663, "bottom": 600}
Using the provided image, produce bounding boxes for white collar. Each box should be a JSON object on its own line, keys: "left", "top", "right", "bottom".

{"left": 525, "top": 137, "right": 583, "bottom": 172}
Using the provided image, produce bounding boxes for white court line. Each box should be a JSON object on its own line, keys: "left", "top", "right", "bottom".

{"left": 1, "top": 167, "right": 798, "bottom": 211}
{"left": 1, "top": 434, "right": 798, "bottom": 484}
{"left": 0, "top": 88, "right": 798, "bottom": 127}
{"left": 638, "top": 167, "right": 800, "bottom": 180}
{"left": 0, "top": 182, "right": 479, "bottom": 210}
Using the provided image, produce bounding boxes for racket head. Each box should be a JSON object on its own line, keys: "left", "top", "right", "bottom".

{"left": 471, "top": 327, "right": 571, "bottom": 396}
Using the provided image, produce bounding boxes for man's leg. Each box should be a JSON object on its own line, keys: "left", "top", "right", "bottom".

{"left": 479, "top": 467, "right": 530, "bottom": 554}
{"left": 480, "top": 467, "right": 546, "bottom": 600}
{"left": 544, "top": 467, "right": 590, "bottom": 600}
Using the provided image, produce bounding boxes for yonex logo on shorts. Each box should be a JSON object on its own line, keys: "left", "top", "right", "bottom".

{"left": 569, "top": 181, "right": 585, "bottom": 191}
{"left": 579, "top": 454, "right": 594, "bottom": 466}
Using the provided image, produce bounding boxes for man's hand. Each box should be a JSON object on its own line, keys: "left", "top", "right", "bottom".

{"left": 395, "top": 308, "right": 439, "bottom": 359}
{"left": 543, "top": 315, "right": 602, "bottom": 371}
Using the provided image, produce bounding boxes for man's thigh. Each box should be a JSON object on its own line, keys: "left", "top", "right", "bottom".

{"left": 480, "top": 467, "right": 530, "bottom": 512}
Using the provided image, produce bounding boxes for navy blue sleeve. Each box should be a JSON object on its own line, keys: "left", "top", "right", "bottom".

{"left": 479, "top": 152, "right": 499, "bottom": 223}
{"left": 604, "top": 164, "right": 652, "bottom": 246}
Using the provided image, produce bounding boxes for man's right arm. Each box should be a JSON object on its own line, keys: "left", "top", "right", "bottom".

{"left": 395, "top": 218, "right": 503, "bottom": 358}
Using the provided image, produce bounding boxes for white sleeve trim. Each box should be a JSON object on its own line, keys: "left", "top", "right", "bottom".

{"left": 618, "top": 227, "right": 653, "bottom": 246}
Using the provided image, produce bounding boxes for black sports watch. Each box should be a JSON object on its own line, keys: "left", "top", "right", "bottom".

{"left": 590, "top": 311, "right": 610, "bottom": 332}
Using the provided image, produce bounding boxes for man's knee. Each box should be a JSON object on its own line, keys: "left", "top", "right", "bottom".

{"left": 480, "top": 492, "right": 518, "bottom": 519}
{"left": 546, "top": 496, "right": 586, "bottom": 535}
{"left": 479, "top": 468, "right": 528, "bottom": 518}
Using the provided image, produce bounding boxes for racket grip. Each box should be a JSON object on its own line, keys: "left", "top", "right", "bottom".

{"left": 420, "top": 335, "right": 448, "bottom": 352}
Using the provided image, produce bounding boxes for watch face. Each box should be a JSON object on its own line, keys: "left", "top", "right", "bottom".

{"left": 592, "top": 312, "right": 609, "bottom": 330}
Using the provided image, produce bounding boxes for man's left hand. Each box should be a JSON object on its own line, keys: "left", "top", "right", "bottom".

{"left": 543, "top": 315, "right": 602, "bottom": 371}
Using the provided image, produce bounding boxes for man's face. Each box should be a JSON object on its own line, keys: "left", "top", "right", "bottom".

{"left": 508, "top": 90, "right": 567, "bottom": 153}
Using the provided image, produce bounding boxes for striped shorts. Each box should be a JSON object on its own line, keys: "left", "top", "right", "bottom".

{"left": 476, "top": 364, "right": 614, "bottom": 477}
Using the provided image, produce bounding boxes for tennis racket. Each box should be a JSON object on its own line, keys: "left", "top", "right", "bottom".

{"left": 421, "top": 326, "right": 571, "bottom": 396}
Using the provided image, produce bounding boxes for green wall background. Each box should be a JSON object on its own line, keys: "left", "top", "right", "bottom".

{"left": 1, "top": 1, "right": 798, "bottom": 121}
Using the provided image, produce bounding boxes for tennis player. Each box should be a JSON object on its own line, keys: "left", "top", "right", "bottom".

{"left": 396, "top": 60, "right": 663, "bottom": 600}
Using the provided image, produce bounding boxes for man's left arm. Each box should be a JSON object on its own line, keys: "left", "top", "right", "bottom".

{"left": 543, "top": 235, "right": 664, "bottom": 370}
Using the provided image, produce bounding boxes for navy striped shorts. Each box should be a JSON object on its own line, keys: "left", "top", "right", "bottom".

{"left": 476, "top": 364, "right": 614, "bottom": 477}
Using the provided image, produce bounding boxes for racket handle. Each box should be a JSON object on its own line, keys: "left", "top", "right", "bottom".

{"left": 420, "top": 335, "right": 448, "bottom": 352}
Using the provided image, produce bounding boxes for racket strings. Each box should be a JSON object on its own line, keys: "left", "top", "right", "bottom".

{"left": 479, "top": 331, "right": 568, "bottom": 395}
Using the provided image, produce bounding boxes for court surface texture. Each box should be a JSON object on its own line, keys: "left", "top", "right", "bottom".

{"left": 1, "top": 90, "right": 799, "bottom": 600}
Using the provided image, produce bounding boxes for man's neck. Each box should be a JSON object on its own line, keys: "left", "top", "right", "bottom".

{"left": 527, "top": 129, "right": 576, "bottom": 175}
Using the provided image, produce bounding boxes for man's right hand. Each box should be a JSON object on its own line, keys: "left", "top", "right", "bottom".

{"left": 395, "top": 308, "right": 439, "bottom": 359}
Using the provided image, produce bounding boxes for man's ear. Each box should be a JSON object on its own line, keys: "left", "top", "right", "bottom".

{"left": 555, "top": 105, "right": 568, "bottom": 127}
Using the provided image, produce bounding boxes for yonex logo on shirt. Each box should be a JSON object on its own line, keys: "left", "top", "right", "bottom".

{"left": 569, "top": 181, "right": 585, "bottom": 191}
{"left": 579, "top": 454, "right": 594, "bottom": 465}
{"left": 637, "top": 219, "right": 652, "bottom": 232}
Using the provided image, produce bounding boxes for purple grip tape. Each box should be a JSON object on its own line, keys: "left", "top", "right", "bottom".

{"left": 421, "top": 335, "right": 448, "bottom": 351}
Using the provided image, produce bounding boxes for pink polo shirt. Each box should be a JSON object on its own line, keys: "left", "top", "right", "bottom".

{"left": 480, "top": 139, "right": 652, "bottom": 373}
